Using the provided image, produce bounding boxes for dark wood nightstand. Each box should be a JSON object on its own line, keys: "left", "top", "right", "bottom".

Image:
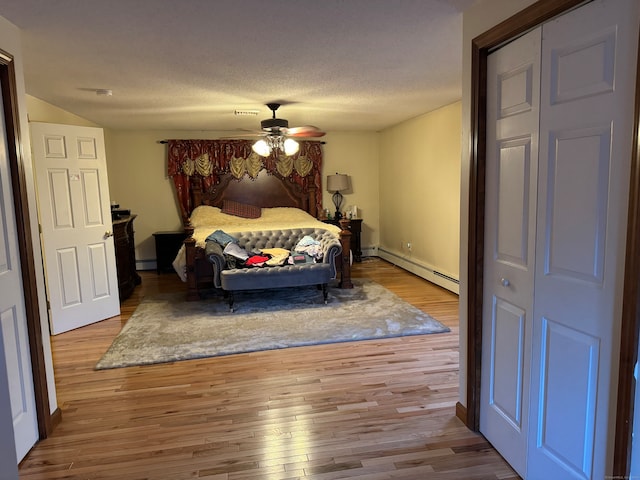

{"left": 153, "top": 231, "right": 188, "bottom": 273}
{"left": 321, "top": 218, "right": 363, "bottom": 262}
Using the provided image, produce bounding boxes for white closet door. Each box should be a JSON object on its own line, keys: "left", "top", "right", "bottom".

{"left": 528, "top": 0, "right": 639, "bottom": 478}
{"left": 480, "top": 27, "right": 541, "bottom": 478}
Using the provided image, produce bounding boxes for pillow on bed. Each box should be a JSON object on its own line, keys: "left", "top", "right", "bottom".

{"left": 221, "top": 199, "right": 262, "bottom": 219}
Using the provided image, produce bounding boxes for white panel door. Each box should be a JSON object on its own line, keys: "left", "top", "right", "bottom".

{"left": 0, "top": 89, "right": 38, "bottom": 461}
{"left": 480, "top": 28, "right": 541, "bottom": 477}
{"left": 528, "top": 0, "right": 639, "bottom": 478}
{"left": 32, "top": 123, "right": 120, "bottom": 334}
{"left": 0, "top": 341, "right": 19, "bottom": 478}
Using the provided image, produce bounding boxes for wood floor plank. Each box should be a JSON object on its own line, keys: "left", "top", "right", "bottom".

{"left": 18, "top": 257, "right": 519, "bottom": 479}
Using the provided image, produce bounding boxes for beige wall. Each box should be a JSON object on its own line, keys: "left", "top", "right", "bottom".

{"left": 322, "top": 132, "right": 380, "bottom": 252}
{"left": 378, "top": 101, "right": 461, "bottom": 291}
{"left": 458, "top": 0, "right": 538, "bottom": 406}
{"left": 105, "top": 130, "right": 183, "bottom": 265}
{"left": 26, "top": 95, "right": 100, "bottom": 127}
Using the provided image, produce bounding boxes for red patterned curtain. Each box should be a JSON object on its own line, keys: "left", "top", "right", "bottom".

{"left": 167, "top": 139, "right": 323, "bottom": 220}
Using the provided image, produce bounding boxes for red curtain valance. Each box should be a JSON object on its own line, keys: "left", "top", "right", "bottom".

{"left": 167, "top": 139, "right": 323, "bottom": 220}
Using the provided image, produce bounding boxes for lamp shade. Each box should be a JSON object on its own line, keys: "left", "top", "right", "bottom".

{"left": 327, "top": 174, "right": 349, "bottom": 192}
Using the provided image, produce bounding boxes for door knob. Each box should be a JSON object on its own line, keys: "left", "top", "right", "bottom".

{"left": 104, "top": 230, "right": 113, "bottom": 238}
{"left": 500, "top": 277, "right": 510, "bottom": 287}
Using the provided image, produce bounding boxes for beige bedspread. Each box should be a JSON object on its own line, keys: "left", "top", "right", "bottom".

{"left": 172, "top": 206, "right": 341, "bottom": 281}
{"left": 190, "top": 205, "right": 341, "bottom": 246}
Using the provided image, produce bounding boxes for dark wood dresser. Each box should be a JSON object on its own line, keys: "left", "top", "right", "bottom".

{"left": 113, "top": 215, "right": 141, "bottom": 301}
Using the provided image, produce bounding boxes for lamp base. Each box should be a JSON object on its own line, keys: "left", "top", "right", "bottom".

{"left": 332, "top": 191, "right": 344, "bottom": 221}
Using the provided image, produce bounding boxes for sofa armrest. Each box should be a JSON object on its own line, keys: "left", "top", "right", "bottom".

{"left": 318, "top": 235, "right": 342, "bottom": 279}
{"left": 324, "top": 243, "right": 342, "bottom": 279}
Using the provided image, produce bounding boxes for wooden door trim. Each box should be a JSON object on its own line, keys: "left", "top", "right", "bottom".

{"left": 0, "top": 50, "right": 54, "bottom": 439}
{"left": 465, "top": 0, "right": 640, "bottom": 476}
{"left": 613, "top": 28, "right": 640, "bottom": 477}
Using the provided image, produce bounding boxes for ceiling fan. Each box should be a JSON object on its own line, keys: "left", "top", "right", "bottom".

{"left": 240, "top": 103, "right": 326, "bottom": 157}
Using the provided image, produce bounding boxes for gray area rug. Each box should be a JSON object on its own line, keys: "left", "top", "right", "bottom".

{"left": 95, "top": 279, "right": 450, "bottom": 369}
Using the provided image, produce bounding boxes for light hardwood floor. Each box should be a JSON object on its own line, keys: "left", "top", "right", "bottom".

{"left": 18, "top": 257, "right": 519, "bottom": 479}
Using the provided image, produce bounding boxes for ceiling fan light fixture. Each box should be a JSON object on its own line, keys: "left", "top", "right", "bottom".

{"left": 252, "top": 139, "right": 271, "bottom": 157}
{"left": 284, "top": 138, "right": 299, "bottom": 156}
{"left": 248, "top": 104, "right": 321, "bottom": 156}
{"left": 252, "top": 136, "right": 299, "bottom": 157}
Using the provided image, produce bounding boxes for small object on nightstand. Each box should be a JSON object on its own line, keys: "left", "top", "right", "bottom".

{"left": 111, "top": 208, "right": 130, "bottom": 220}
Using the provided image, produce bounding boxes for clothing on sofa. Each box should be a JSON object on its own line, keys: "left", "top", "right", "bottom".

{"left": 266, "top": 253, "right": 289, "bottom": 266}
{"left": 294, "top": 235, "right": 324, "bottom": 259}
{"left": 260, "top": 247, "right": 290, "bottom": 257}
{"left": 223, "top": 242, "right": 249, "bottom": 260}
{"left": 245, "top": 255, "right": 270, "bottom": 267}
{"left": 222, "top": 242, "right": 249, "bottom": 269}
{"left": 206, "top": 229, "right": 237, "bottom": 247}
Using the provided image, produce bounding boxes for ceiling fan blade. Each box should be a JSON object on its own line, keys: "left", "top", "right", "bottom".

{"left": 221, "top": 129, "right": 267, "bottom": 139}
{"left": 286, "top": 125, "right": 326, "bottom": 138}
{"left": 221, "top": 132, "right": 267, "bottom": 140}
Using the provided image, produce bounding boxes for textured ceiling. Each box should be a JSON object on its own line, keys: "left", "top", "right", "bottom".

{"left": 0, "top": 0, "right": 475, "bottom": 132}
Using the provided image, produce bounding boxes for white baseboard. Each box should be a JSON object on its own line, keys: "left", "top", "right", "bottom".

{"left": 136, "top": 259, "right": 156, "bottom": 271}
{"left": 376, "top": 248, "right": 459, "bottom": 295}
{"left": 361, "top": 246, "right": 378, "bottom": 258}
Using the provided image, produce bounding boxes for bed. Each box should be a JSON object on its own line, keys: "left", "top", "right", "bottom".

{"left": 173, "top": 169, "right": 353, "bottom": 301}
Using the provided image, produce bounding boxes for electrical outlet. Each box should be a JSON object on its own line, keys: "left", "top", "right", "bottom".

{"left": 407, "top": 242, "right": 412, "bottom": 251}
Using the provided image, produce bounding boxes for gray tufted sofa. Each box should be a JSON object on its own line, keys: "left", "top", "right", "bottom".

{"left": 205, "top": 228, "right": 342, "bottom": 311}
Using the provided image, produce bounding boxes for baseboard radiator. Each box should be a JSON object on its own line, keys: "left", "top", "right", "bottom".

{"left": 377, "top": 247, "right": 459, "bottom": 295}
